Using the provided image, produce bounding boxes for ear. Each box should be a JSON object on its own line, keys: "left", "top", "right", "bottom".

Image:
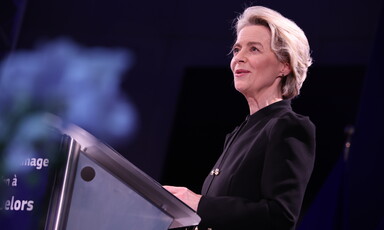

{"left": 280, "top": 62, "right": 292, "bottom": 77}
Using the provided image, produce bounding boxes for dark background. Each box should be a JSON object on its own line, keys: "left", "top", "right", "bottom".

{"left": 1, "top": 0, "right": 383, "bottom": 229}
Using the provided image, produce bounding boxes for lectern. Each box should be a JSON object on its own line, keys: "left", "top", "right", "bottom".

{"left": 0, "top": 115, "right": 200, "bottom": 230}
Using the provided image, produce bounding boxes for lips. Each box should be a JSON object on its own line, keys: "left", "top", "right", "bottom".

{"left": 234, "top": 69, "right": 250, "bottom": 77}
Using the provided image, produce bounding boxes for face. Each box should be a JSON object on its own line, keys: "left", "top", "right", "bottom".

{"left": 230, "top": 25, "right": 286, "bottom": 99}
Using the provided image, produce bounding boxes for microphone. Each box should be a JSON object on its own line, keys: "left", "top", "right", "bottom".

{"left": 343, "top": 125, "right": 355, "bottom": 162}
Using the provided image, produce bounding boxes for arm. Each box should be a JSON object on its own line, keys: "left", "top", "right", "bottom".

{"left": 197, "top": 116, "right": 316, "bottom": 229}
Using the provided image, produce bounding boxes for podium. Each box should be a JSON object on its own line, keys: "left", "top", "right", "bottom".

{"left": 0, "top": 116, "right": 200, "bottom": 230}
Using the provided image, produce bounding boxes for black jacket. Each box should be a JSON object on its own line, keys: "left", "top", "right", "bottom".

{"left": 197, "top": 100, "right": 316, "bottom": 230}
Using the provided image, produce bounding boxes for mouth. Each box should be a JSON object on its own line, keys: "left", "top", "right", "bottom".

{"left": 234, "top": 69, "right": 250, "bottom": 77}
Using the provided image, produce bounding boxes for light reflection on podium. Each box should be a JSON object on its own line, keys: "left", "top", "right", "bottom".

{"left": 16, "top": 114, "right": 200, "bottom": 230}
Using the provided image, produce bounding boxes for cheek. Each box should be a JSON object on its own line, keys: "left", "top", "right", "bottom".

{"left": 230, "top": 59, "right": 235, "bottom": 72}
{"left": 251, "top": 57, "right": 279, "bottom": 75}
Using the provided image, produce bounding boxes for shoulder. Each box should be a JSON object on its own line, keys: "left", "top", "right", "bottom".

{"left": 263, "top": 110, "right": 316, "bottom": 163}
{"left": 267, "top": 110, "right": 315, "bottom": 140}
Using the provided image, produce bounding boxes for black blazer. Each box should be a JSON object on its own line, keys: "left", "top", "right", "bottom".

{"left": 197, "top": 100, "right": 316, "bottom": 230}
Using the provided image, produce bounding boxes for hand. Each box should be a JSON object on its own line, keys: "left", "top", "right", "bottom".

{"left": 163, "top": 185, "right": 202, "bottom": 211}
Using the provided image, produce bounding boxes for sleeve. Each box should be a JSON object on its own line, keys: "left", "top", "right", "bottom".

{"left": 196, "top": 115, "right": 316, "bottom": 230}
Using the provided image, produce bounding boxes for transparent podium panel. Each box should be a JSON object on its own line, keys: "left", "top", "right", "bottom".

{"left": 1, "top": 115, "right": 200, "bottom": 230}
{"left": 46, "top": 115, "right": 201, "bottom": 230}
{"left": 66, "top": 153, "right": 173, "bottom": 230}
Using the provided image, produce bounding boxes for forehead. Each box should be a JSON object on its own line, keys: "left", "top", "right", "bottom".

{"left": 235, "top": 25, "right": 272, "bottom": 45}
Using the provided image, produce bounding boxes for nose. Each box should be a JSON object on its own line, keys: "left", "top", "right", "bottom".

{"left": 233, "top": 51, "right": 246, "bottom": 63}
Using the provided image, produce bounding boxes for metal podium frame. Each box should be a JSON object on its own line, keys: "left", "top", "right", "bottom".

{"left": 44, "top": 115, "right": 200, "bottom": 230}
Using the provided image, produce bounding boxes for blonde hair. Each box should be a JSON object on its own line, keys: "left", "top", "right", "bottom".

{"left": 235, "top": 6, "right": 312, "bottom": 99}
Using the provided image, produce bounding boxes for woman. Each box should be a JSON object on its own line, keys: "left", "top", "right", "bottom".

{"left": 165, "top": 6, "right": 315, "bottom": 230}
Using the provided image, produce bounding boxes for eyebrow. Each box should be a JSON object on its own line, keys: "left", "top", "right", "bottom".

{"left": 232, "top": 41, "right": 264, "bottom": 49}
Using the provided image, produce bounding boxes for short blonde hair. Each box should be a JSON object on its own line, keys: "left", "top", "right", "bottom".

{"left": 235, "top": 6, "right": 312, "bottom": 99}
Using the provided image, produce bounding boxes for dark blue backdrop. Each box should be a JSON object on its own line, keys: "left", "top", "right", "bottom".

{"left": 1, "top": 0, "right": 383, "bottom": 228}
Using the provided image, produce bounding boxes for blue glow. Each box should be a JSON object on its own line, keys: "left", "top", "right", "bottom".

{"left": 0, "top": 38, "right": 138, "bottom": 161}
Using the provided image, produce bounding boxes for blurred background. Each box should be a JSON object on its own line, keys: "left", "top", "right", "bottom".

{"left": 1, "top": 0, "right": 383, "bottom": 229}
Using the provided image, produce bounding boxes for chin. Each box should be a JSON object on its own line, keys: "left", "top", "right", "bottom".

{"left": 234, "top": 86, "right": 247, "bottom": 96}
{"left": 234, "top": 81, "right": 245, "bottom": 92}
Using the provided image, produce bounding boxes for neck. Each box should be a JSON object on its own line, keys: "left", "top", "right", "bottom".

{"left": 245, "top": 95, "right": 283, "bottom": 115}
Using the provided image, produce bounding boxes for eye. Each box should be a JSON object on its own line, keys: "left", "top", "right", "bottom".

{"left": 250, "top": 46, "right": 259, "bottom": 52}
{"left": 231, "top": 47, "right": 240, "bottom": 55}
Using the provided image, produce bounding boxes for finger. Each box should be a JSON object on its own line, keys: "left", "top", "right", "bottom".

{"left": 163, "top": 185, "right": 178, "bottom": 194}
